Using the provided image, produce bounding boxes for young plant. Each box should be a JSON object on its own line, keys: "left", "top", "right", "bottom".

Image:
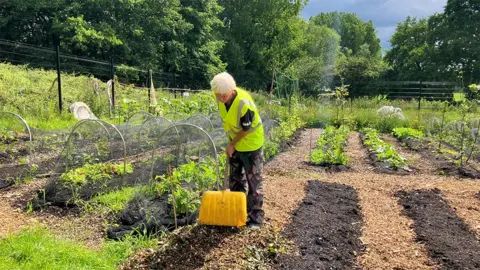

{"left": 310, "top": 125, "right": 350, "bottom": 166}
{"left": 392, "top": 128, "right": 424, "bottom": 140}
{"left": 362, "top": 128, "right": 407, "bottom": 169}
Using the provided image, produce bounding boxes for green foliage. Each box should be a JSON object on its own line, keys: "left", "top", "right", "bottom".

{"left": 310, "top": 125, "right": 350, "bottom": 165}
{"left": 0, "top": 226, "right": 156, "bottom": 270}
{"left": 311, "top": 12, "right": 381, "bottom": 57}
{"left": 156, "top": 155, "right": 223, "bottom": 215}
{"left": 87, "top": 186, "right": 156, "bottom": 214}
{"left": 0, "top": 0, "right": 226, "bottom": 84}
{"left": 386, "top": 1, "right": 480, "bottom": 86}
{"left": 392, "top": 128, "right": 424, "bottom": 140}
{"left": 467, "top": 84, "right": 480, "bottom": 100}
{"left": 263, "top": 139, "right": 280, "bottom": 161}
{"left": 152, "top": 93, "right": 216, "bottom": 116}
{"left": 218, "top": 0, "right": 307, "bottom": 89}
{"left": 362, "top": 128, "right": 407, "bottom": 169}
{"left": 60, "top": 162, "right": 133, "bottom": 187}
{"left": 385, "top": 17, "right": 433, "bottom": 81}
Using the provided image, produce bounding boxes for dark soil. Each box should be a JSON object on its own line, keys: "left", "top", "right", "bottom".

{"left": 400, "top": 138, "right": 480, "bottom": 179}
{"left": 122, "top": 225, "right": 238, "bottom": 270}
{"left": 0, "top": 178, "right": 14, "bottom": 189}
{"left": 306, "top": 161, "right": 350, "bottom": 173}
{"left": 396, "top": 189, "right": 480, "bottom": 269}
{"left": 107, "top": 195, "right": 198, "bottom": 240}
{"left": 275, "top": 180, "right": 364, "bottom": 269}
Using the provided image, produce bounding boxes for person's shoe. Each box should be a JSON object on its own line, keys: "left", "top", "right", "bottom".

{"left": 247, "top": 222, "right": 261, "bottom": 230}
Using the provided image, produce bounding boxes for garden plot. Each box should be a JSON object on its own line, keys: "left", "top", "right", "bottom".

{"left": 389, "top": 127, "right": 480, "bottom": 178}
{"left": 0, "top": 113, "right": 70, "bottom": 188}
{"left": 360, "top": 128, "right": 411, "bottom": 174}
{"left": 275, "top": 181, "right": 364, "bottom": 269}
{"left": 309, "top": 125, "right": 350, "bottom": 172}
{"left": 396, "top": 189, "right": 480, "bottom": 269}
{"left": 23, "top": 111, "right": 298, "bottom": 242}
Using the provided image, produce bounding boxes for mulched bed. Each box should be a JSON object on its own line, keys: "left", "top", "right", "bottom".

{"left": 396, "top": 189, "right": 480, "bottom": 269}
{"left": 396, "top": 137, "right": 480, "bottom": 179}
{"left": 275, "top": 180, "right": 364, "bottom": 269}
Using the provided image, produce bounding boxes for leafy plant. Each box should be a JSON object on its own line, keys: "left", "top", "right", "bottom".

{"left": 155, "top": 155, "right": 223, "bottom": 216}
{"left": 60, "top": 162, "right": 133, "bottom": 187}
{"left": 362, "top": 128, "right": 407, "bottom": 169}
{"left": 392, "top": 127, "right": 424, "bottom": 140}
{"left": 310, "top": 125, "right": 350, "bottom": 166}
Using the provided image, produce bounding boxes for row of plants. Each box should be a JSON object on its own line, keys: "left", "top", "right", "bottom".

{"left": 263, "top": 98, "right": 307, "bottom": 161}
{"left": 310, "top": 125, "right": 350, "bottom": 166}
{"left": 59, "top": 162, "right": 133, "bottom": 187}
{"left": 362, "top": 128, "right": 408, "bottom": 170}
{"left": 392, "top": 127, "right": 424, "bottom": 141}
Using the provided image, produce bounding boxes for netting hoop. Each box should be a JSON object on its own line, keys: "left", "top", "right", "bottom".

{"left": 186, "top": 114, "right": 214, "bottom": 131}
{"left": 0, "top": 112, "right": 34, "bottom": 166}
{"left": 125, "top": 111, "right": 155, "bottom": 128}
{"left": 149, "top": 123, "right": 220, "bottom": 189}
{"left": 64, "top": 119, "right": 127, "bottom": 175}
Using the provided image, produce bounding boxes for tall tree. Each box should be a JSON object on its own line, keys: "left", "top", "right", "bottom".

{"left": 435, "top": 0, "right": 480, "bottom": 85}
{"left": 310, "top": 12, "right": 381, "bottom": 57}
{"left": 288, "top": 23, "right": 340, "bottom": 93}
{"left": 385, "top": 17, "right": 433, "bottom": 80}
{"left": 218, "top": 0, "right": 307, "bottom": 89}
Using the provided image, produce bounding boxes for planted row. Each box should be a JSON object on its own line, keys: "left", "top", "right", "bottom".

{"left": 264, "top": 109, "right": 306, "bottom": 161}
{"left": 310, "top": 125, "right": 350, "bottom": 166}
{"left": 362, "top": 128, "right": 408, "bottom": 170}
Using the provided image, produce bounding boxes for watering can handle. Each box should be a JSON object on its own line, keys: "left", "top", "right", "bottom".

{"left": 223, "top": 157, "right": 230, "bottom": 191}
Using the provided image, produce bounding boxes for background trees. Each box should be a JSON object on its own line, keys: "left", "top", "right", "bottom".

{"left": 0, "top": 0, "right": 477, "bottom": 94}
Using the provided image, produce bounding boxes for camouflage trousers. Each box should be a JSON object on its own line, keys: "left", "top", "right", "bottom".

{"left": 229, "top": 148, "right": 264, "bottom": 224}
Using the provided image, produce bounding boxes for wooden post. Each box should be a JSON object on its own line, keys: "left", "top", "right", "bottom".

{"left": 418, "top": 80, "right": 422, "bottom": 111}
{"left": 147, "top": 70, "right": 151, "bottom": 111}
{"left": 55, "top": 44, "right": 62, "bottom": 112}
{"left": 110, "top": 58, "right": 115, "bottom": 108}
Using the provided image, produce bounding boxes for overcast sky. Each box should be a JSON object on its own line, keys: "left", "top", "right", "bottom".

{"left": 300, "top": 0, "right": 447, "bottom": 50}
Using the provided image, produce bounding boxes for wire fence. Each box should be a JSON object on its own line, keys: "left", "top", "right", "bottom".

{"left": 0, "top": 38, "right": 203, "bottom": 113}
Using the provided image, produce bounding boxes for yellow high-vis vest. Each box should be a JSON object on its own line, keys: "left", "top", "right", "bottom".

{"left": 217, "top": 87, "right": 264, "bottom": 152}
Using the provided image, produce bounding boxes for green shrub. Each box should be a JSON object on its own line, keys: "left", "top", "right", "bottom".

{"left": 392, "top": 127, "right": 424, "bottom": 140}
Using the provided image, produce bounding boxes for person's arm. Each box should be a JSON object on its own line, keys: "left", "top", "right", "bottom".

{"left": 227, "top": 130, "right": 250, "bottom": 157}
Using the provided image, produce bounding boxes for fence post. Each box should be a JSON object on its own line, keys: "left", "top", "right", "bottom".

{"left": 418, "top": 80, "right": 422, "bottom": 111}
{"left": 55, "top": 44, "right": 62, "bottom": 113}
{"left": 110, "top": 58, "right": 115, "bottom": 109}
{"left": 147, "top": 69, "right": 152, "bottom": 112}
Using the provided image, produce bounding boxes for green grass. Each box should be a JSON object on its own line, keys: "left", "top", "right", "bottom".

{"left": 0, "top": 226, "right": 156, "bottom": 270}
{"left": 87, "top": 185, "right": 155, "bottom": 214}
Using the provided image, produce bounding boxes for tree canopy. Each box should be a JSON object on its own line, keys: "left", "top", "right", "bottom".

{"left": 1, "top": 0, "right": 476, "bottom": 95}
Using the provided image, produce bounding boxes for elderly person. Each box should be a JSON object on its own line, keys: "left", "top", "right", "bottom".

{"left": 210, "top": 72, "right": 264, "bottom": 229}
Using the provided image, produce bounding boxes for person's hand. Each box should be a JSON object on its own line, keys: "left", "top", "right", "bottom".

{"left": 227, "top": 143, "right": 235, "bottom": 158}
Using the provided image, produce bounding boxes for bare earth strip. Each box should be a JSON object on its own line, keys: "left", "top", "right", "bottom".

{"left": 199, "top": 128, "right": 322, "bottom": 269}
